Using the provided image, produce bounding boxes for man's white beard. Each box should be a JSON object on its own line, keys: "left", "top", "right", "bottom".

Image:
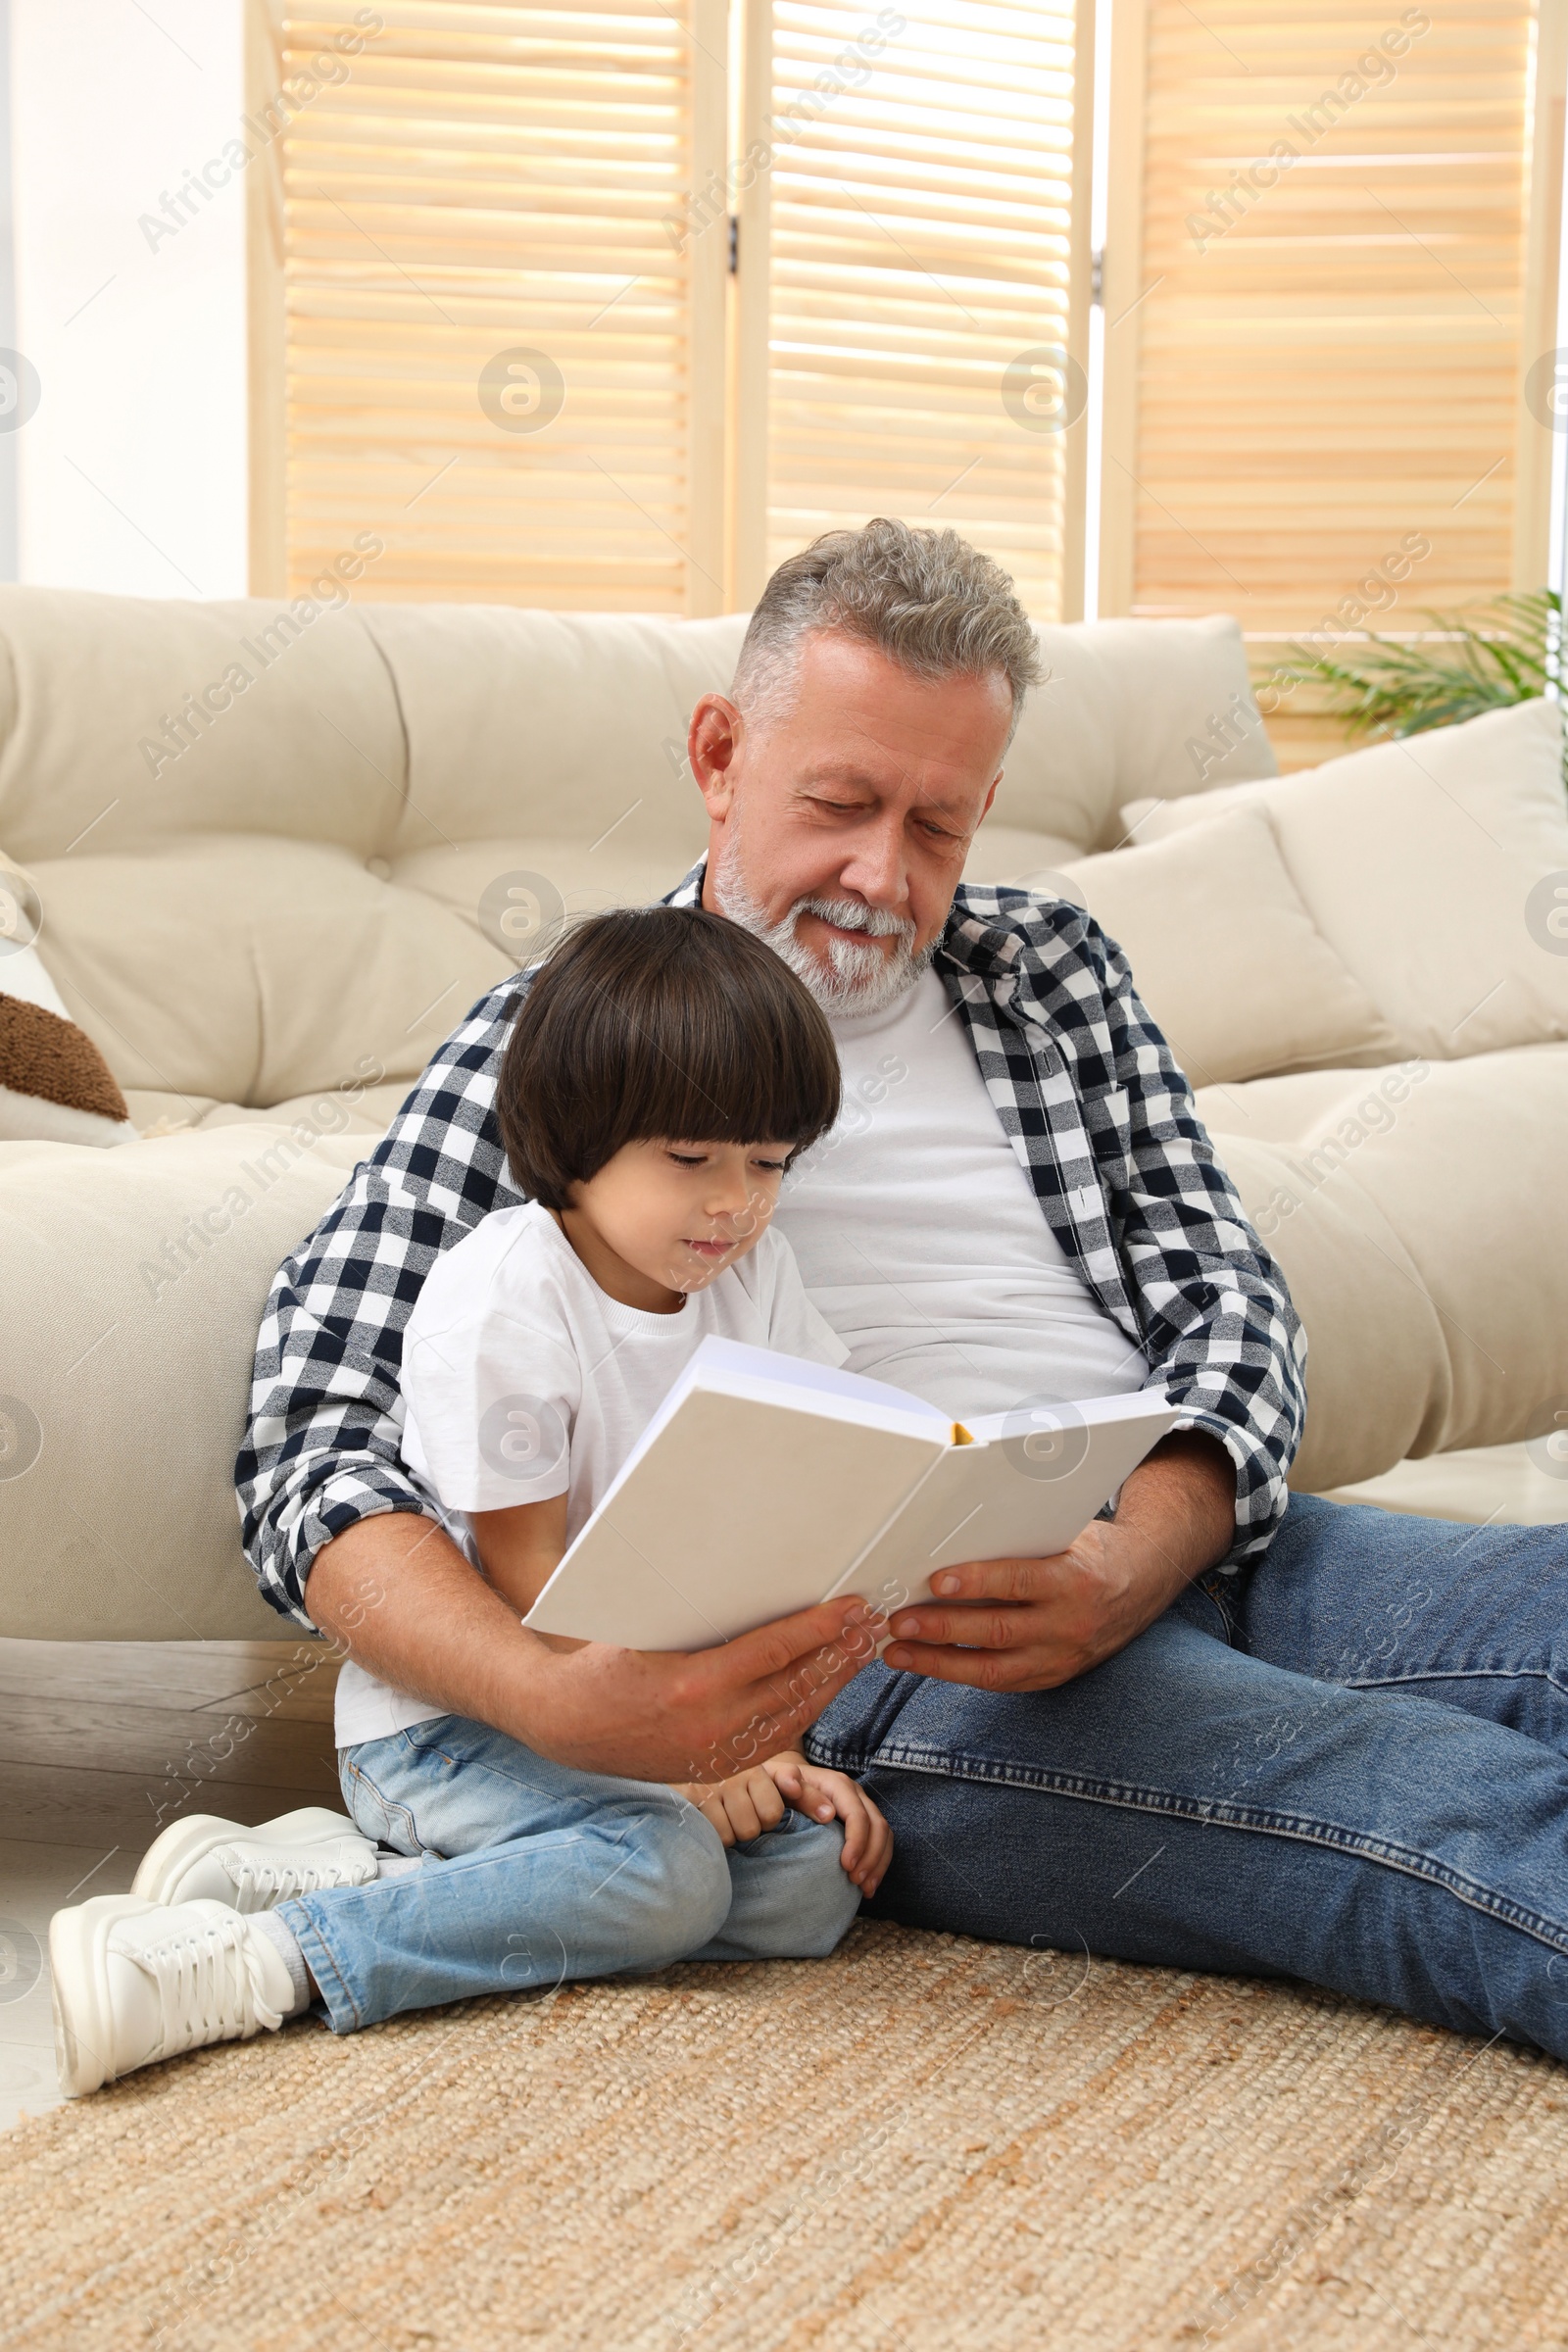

{"left": 713, "top": 831, "right": 934, "bottom": 1017}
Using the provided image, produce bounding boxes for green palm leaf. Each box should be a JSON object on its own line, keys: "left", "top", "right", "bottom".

{"left": 1267, "top": 589, "right": 1564, "bottom": 786}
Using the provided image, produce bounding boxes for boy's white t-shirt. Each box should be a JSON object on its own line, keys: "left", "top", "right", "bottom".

{"left": 333, "top": 1200, "right": 849, "bottom": 1747}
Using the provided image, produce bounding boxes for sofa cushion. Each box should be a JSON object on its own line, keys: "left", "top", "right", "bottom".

{"left": 0, "top": 591, "right": 1277, "bottom": 874}
{"left": 1196, "top": 1043, "right": 1568, "bottom": 1488}
{"left": 388, "top": 837, "right": 699, "bottom": 952}
{"left": 960, "top": 825, "right": 1086, "bottom": 886}
{"left": 121, "top": 1080, "right": 411, "bottom": 1142}
{"left": 1122, "top": 699, "right": 1568, "bottom": 1061}
{"left": 0, "top": 845, "right": 69, "bottom": 1019}
{"left": 0, "top": 1124, "right": 365, "bottom": 1640}
{"left": 0, "top": 590, "right": 1279, "bottom": 1110}
{"left": 1327, "top": 1443, "right": 1568, "bottom": 1526}
{"left": 1059, "top": 807, "right": 1400, "bottom": 1084}
{"left": 0, "top": 585, "right": 406, "bottom": 863}
{"left": 358, "top": 605, "right": 738, "bottom": 871}
{"left": 1213, "top": 1127, "right": 1451, "bottom": 1492}
{"left": 993, "top": 612, "right": 1277, "bottom": 849}
{"left": 363, "top": 603, "right": 1277, "bottom": 865}
{"left": 29, "top": 837, "right": 512, "bottom": 1106}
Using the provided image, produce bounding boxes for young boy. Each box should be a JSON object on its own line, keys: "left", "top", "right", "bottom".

{"left": 50, "top": 908, "right": 890, "bottom": 2094}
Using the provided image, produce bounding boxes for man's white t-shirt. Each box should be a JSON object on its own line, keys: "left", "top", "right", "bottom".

{"left": 775, "top": 965, "right": 1149, "bottom": 1421}
{"left": 334, "top": 1201, "right": 848, "bottom": 1746}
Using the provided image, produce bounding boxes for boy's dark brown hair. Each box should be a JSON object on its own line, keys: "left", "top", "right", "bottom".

{"left": 497, "top": 906, "right": 842, "bottom": 1208}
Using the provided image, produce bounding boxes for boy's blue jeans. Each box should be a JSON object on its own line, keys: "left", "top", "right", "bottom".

{"left": 283, "top": 1493, "right": 1568, "bottom": 2060}
{"left": 280, "top": 1718, "right": 859, "bottom": 2034}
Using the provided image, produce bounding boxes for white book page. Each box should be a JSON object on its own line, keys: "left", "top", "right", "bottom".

{"left": 603, "top": 1334, "right": 953, "bottom": 1498}
{"left": 956, "top": 1389, "right": 1175, "bottom": 1446}
{"left": 829, "top": 1393, "right": 1180, "bottom": 1619}
{"left": 676, "top": 1336, "right": 954, "bottom": 1426}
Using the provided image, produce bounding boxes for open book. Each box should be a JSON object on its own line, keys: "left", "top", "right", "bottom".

{"left": 522, "top": 1337, "right": 1180, "bottom": 1651}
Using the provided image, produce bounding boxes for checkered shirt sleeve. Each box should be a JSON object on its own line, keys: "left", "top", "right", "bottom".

{"left": 235, "top": 979, "right": 526, "bottom": 1627}
{"left": 946, "top": 886, "right": 1308, "bottom": 1564}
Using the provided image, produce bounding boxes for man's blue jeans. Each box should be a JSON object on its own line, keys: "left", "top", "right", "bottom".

{"left": 285, "top": 1493, "right": 1568, "bottom": 2058}
{"left": 806, "top": 1494, "right": 1568, "bottom": 2057}
{"left": 280, "top": 1716, "right": 860, "bottom": 2034}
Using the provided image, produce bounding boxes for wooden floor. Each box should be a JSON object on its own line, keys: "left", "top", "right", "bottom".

{"left": 0, "top": 1638, "right": 341, "bottom": 2132}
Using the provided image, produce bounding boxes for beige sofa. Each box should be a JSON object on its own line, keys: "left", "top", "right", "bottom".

{"left": 0, "top": 586, "right": 1564, "bottom": 1641}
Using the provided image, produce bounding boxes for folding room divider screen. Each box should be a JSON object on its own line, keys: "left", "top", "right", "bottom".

{"left": 246, "top": 0, "right": 1089, "bottom": 617}
{"left": 248, "top": 0, "right": 1562, "bottom": 651}
{"left": 1099, "top": 0, "right": 1564, "bottom": 767}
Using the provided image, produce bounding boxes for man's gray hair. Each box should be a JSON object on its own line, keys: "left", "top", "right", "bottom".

{"left": 731, "top": 518, "right": 1045, "bottom": 745}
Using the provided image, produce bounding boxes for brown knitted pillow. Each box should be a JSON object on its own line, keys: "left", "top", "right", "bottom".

{"left": 0, "top": 990, "right": 135, "bottom": 1147}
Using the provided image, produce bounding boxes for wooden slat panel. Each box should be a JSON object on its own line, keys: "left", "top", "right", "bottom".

{"left": 248, "top": 1, "right": 289, "bottom": 595}
{"left": 1103, "top": 0, "right": 1541, "bottom": 655}
{"left": 759, "top": 0, "right": 1087, "bottom": 621}
{"left": 277, "top": 0, "right": 722, "bottom": 611}
{"left": 1514, "top": 0, "right": 1567, "bottom": 588}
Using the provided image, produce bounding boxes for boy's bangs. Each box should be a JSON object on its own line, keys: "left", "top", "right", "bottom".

{"left": 610, "top": 984, "right": 836, "bottom": 1150}
{"left": 497, "top": 905, "right": 842, "bottom": 1204}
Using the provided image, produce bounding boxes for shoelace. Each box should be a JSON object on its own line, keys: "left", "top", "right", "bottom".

{"left": 214, "top": 1847, "right": 362, "bottom": 1907}
{"left": 118, "top": 1915, "right": 283, "bottom": 2057}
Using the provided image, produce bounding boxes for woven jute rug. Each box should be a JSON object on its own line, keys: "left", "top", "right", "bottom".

{"left": 5, "top": 1921, "right": 1568, "bottom": 2351}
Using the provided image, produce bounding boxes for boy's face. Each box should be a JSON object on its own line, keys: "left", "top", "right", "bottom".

{"left": 564, "top": 1137, "right": 795, "bottom": 1307}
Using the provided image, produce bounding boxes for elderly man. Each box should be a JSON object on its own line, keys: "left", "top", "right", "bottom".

{"left": 52, "top": 521, "right": 1568, "bottom": 2086}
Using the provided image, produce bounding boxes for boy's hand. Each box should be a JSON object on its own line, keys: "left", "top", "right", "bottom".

{"left": 673, "top": 1753, "right": 893, "bottom": 1896}
{"left": 678, "top": 1764, "right": 788, "bottom": 1848}
{"left": 761, "top": 1752, "right": 893, "bottom": 1896}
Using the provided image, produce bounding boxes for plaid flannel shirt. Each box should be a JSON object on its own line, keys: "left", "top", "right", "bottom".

{"left": 237, "top": 865, "right": 1307, "bottom": 1626}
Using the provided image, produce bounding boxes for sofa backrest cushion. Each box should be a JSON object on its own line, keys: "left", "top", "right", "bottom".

{"left": 1060, "top": 806, "right": 1403, "bottom": 1085}
{"left": 1122, "top": 698, "right": 1568, "bottom": 1063}
{"left": 31, "top": 837, "right": 511, "bottom": 1105}
{"left": 0, "top": 587, "right": 407, "bottom": 860}
{"left": 1000, "top": 612, "right": 1275, "bottom": 849}
{"left": 0, "top": 587, "right": 1274, "bottom": 1108}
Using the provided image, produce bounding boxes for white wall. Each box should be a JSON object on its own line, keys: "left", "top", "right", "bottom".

{"left": 11, "top": 0, "right": 246, "bottom": 596}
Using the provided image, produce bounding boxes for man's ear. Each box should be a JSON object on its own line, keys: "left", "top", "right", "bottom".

{"left": 689, "top": 694, "right": 744, "bottom": 819}
{"left": 978, "top": 771, "right": 1002, "bottom": 827}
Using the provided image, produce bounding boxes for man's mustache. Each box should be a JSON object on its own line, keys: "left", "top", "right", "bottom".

{"left": 793, "top": 895, "right": 916, "bottom": 945}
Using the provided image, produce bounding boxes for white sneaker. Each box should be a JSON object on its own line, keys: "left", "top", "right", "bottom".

{"left": 130, "top": 1807, "right": 377, "bottom": 1911}
{"left": 49, "top": 1895, "right": 297, "bottom": 2097}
